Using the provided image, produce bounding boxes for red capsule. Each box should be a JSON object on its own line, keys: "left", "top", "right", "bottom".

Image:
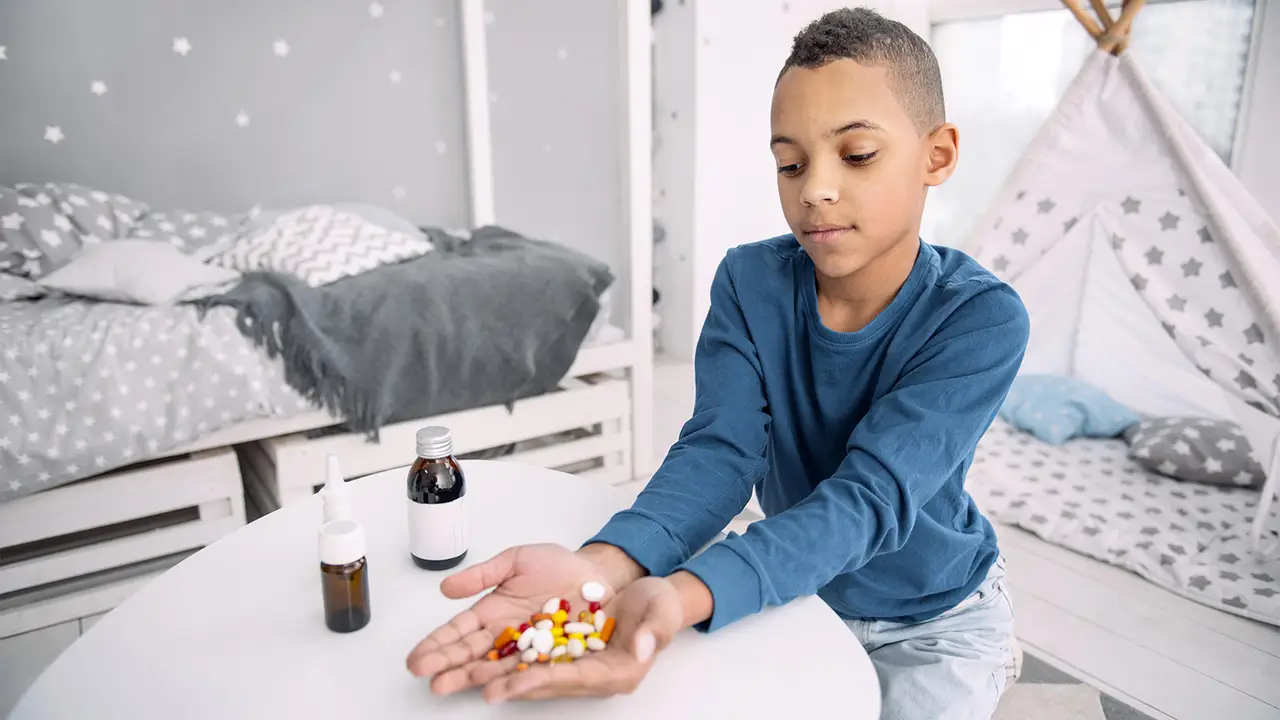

{"left": 588, "top": 601, "right": 601, "bottom": 614}
{"left": 498, "top": 640, "right": 519, "bottom": 658}
{"left": 519, "top": 623, "right": 531, "bottom": 633}
{"left": 559, "top": 598, "right": 572, "bottom": 613}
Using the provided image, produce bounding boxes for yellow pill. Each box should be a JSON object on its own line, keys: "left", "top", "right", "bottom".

{"left": 551, "top": 626, "right": 564, "bottom": 638}
{"left": 554, "top": 636, "right": 568, "bottom": 647}
{"left": 551, "top": 609, "right": 568, "bottom": 625}
{"left": 587, "top": 632, "right": 601, "bottom": 641}
{"left": 568, "top": 633, "right": 585, "bottom": 643}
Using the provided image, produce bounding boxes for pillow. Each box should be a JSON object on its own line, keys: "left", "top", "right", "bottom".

{"left": 0, "top": 274, "right": 45, "bottom": 302}
{"left": 37, "top": 240, "right": 241, "bottom": 305}
{"left": 127, "top": 209, "right": 246, "bottom": 259}
{"left": 1124, "top": 417, "right": 1267, "bottom": 488}
{"left": 998, "top": 374, "right": 1140, "bottom": 445}
{"left": 208, "top": 204, "right": 433, "bottom": 287}
{"left": 1, "top": 183, "right": 150, "bottom": 278}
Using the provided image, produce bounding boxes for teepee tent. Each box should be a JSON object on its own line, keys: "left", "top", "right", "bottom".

{"left": 966, "top": 0, "right": 1280, "bottom": 556}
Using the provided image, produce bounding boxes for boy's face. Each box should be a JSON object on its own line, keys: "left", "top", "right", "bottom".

{"left": 770, "top": 59, "right": 956, "bottom": 281}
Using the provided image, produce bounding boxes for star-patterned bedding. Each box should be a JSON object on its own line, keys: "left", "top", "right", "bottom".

{"left": 969, "top": 419, "right": 1280, "bottom": 627}
{"left": 0, "top": 298, "right": 314, "bottom": 504}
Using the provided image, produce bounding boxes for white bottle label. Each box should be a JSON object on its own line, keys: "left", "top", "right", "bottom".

{"left": 407, "top": 497, "right": 468, "bottom": 561}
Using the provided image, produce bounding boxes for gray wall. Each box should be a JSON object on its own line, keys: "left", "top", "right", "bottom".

{"left": 485, "top": 0, "right": 629, "bottom": 321}
{"left": 0, "top": 1, "right": 631, "bottom": 319}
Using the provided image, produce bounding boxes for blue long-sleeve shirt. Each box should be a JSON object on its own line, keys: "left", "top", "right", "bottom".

{"left": 587, "top": 236, "right": 1029, "bottom": 631}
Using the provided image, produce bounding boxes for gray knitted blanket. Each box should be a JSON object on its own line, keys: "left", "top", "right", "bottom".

{"left": 201, "top": 226, "right": 613, "bottom": 437}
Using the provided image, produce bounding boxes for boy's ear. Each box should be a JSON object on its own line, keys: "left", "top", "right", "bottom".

{"left": 923, "top": 123, "right": 959, "bottom": 187}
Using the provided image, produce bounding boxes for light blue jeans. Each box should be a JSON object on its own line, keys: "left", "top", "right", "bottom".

{"left": 845, "top": 557, "right": 1017, "bottom": 720}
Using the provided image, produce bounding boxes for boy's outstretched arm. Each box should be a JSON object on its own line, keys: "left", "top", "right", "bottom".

{"left": 674, "top": 285, "right": 1030, "bottom": 631}
{"left": 584, "top": 252, "right": 772, "bottom": 578}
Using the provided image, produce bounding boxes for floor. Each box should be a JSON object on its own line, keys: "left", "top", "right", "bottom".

{"left": 641, "top": 355, "right": 1280, "bottom": 720}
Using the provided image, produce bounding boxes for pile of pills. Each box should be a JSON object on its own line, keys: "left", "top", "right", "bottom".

{"left": 487, "top": 581, "right": 615, "bottom": 671}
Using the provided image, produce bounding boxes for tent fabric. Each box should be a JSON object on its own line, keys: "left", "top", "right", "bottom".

{"left": 963, "top": 49, "right": 1280, "bottom": 557}
{"left": 969, "top": 420, "right": 1280, "bottom": 627}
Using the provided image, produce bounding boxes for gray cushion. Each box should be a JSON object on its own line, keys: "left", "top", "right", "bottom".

{"left": 37, "top": 240, "right": 240, "bottom": 305}
{"left": 1, "top": 183, "right": 150, "bottom": 278}
{"left": 1124, "top": 417, "right": 1266, "bottom": 488}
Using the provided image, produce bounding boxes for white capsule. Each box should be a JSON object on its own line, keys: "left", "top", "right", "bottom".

{"left": 567, "top": 637, "right": 586, "bottom": 658}
{"left": 580, "top": 581, "right": 606, "bottom": 603}
{"left": 532, "top": 628, "right": 555, "bottom": 654}
{"left": 542, "top": 597, "right": 563, "bottom": 615}
{"left": 521, "top": 647, "right": 539, "bottom": 663}
{"left": 586, "top": 636, "right": 607, "bottom": 652}
{"left": 534, "top": 619, "right": 553, "bottom": 631}
{"left": 593, "top": 610, "right": 606, "bottom": 632}
{"left": 563, "top": 622, "right": 595, "bottom": 636}
{"left": 549, "top": 644, "right": 567, "bottom": 659}
{"left": 517, "top": 627, "right": 537, "bottom": 651}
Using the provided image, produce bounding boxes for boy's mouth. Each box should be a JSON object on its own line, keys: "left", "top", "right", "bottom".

{"left": 801, "top": 224, "right": 853, "bottom": 244}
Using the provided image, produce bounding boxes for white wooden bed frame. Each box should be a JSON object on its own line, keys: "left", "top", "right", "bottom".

{"left": 0, "top": 2, "right": 652, "bottom": 707}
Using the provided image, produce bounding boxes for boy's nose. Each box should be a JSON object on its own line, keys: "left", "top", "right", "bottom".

{"left": 800, "top": 166, "right": 840, "bottom": 206}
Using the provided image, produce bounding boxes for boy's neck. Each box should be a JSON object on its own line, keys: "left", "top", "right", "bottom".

{"left": 814, "top": 237, "right": 920, "bottom": 334}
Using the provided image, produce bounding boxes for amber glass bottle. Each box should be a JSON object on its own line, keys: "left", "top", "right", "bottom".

{"left": 406, "top": 426, "right": 468, "bottom": 570}
{"left": 319, "top": 519, "right": 371, "bottom": 633}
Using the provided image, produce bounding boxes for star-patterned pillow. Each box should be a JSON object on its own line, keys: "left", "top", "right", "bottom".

{"left": 127, "top": 209, "right": 243, "bottom": 259}
{"left": 1124, "top": 417, "right": 1266, "bottom": 489}
{"left": 1, "top": 183, "right": 150, "bottom": 279}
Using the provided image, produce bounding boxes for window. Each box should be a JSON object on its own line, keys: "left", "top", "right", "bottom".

{"left": 922, "top": 0, "right": 1256, "bottom": 249}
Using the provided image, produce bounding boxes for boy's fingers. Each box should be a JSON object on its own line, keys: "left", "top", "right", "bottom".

{"left": 406, "top": 614, "right": 489, "bottom": 676}
{"left": 432, "top": 654, "right": 518, "bottom": 696}
{"left": 439, "top": 547, "right": 519, "bottom": 599}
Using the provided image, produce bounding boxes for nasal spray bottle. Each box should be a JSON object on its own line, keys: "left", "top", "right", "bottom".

{"left": 318, "top": 455, "right": 371, "bottom": 633}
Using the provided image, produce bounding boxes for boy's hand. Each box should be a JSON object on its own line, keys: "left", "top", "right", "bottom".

{"left": 479, "top": 575, "right": 685, "bottom": 703}
{"left": 405, "top": 543, "right": 642, "bottom": 695}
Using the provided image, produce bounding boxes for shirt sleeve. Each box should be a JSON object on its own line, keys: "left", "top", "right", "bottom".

{"left": 676, "top": 284, "right": 1031, "bottom": 631}
{"left": 584, "top": 252, "right": 771, "bottom": 576}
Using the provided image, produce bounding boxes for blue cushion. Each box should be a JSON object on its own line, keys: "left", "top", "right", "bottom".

{"left": 998, "top": 374, "right": 1140, "bottom": 445}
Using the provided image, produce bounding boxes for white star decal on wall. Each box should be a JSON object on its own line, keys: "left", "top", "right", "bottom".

{"left": 0, "top": 46, "right": 6, "bottom": 60}
{"left": 436, "top": 17, "right": 446, "bottom": 27}
{"left": 273, "top": 39, "right": 290, "bottom": 57}
{"left": 392, "top": 185, "right": 407, "bottom": 200}
{"left": 91, "top": 80, "right": 107, "bottom": 95}
{"left": 485, "top": 10, "right": 495, "bottom": 24}
{"left": 235, "top": 109, "right": 250, "bottom": 127}
{"left": 435, "top": 140, "right": 447, "bottom": 154}
{"left": 369, "top": 2, "right": 385, "bottom": 18}
{"left": 557, "top": 47, "right": 569, "bottom": 60}
{"left": 389, "top": 69, "right": 402, "bottom": 84}
{"left": 173, "top": 37, "right": 192, "bottom": 56}
{"left": 44, "top": 126, "right": 65, "bottom": 144}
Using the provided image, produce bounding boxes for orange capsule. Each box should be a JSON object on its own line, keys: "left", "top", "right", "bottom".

{"left": 599, "top": 617, "right": 617, "bottom": 643}
{"left": 530, "top": 613, "right": 554, "bottom": 624}
{"left": 486, "top": 649, "right": 499, "bottom": 661}
{"left": 493, "top": 627, "right": 520, "bottom": 650}
{"left": 516, "top": 663, "right": 530, "bottom": 672}
{"left": 537, "top": 653, "right": 549, "bottom": 663}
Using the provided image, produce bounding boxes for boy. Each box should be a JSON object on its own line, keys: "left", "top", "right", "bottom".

{"left": 407, "top": 8, "right": 1028, "bottom": 718}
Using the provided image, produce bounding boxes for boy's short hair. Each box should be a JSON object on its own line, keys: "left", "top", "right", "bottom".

{"left": 780, "top": 7, "right": 945, "bottom": 134}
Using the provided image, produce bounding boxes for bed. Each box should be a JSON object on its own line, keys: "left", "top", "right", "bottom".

{"left": 0, "top": 0, "right": 654, "bottom": 689}
{"left": 968, "top": 419, "right": 1280, "bottom": 627}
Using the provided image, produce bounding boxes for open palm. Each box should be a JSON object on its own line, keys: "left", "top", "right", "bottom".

{"left": 405, "top": 543, "right": 614, "bottom": 696}
{"left": 478, "top": 575, "right": 684, "bottom": 703}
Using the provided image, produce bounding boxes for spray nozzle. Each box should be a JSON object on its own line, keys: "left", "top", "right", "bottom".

{"left": 321, "top": 454, "right": 352, "bottom": 524}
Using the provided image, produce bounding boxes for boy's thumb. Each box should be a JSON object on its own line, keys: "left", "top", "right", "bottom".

{"left": 633, "top": 626, "right": 657, "bottom": 663}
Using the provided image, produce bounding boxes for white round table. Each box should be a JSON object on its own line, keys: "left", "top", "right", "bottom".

{"left": 11, "top": 461, "right": 881, "bottom": 719}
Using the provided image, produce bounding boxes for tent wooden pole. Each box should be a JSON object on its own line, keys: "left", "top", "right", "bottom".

{"left": 1090, "top": 0, "right": 1115, "bottom": 29}
{"left": 1062, "top": 0, "right": 1103, "bottom": 39}
{"left": 1102, "top": 0, "right": 1145, "bottom": 54}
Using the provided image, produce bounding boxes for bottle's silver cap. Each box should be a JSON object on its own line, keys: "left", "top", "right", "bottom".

{"left": 415, "top": 425, "right": 454, "bottom": 459}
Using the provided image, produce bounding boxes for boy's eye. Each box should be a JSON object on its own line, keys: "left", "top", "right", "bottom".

{"left": 777, "top": 163, "right": 804, "bottom": 177}
{"left": 845, "top": 152, "right": 877, "bottom": 165}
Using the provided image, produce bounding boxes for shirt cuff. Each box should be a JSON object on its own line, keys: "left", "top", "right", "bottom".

{"left": 583, "top": 509, "right": 690, "bottom": 577}
{"left": 675, "top": 540, "right": 763, "bottom": 632}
